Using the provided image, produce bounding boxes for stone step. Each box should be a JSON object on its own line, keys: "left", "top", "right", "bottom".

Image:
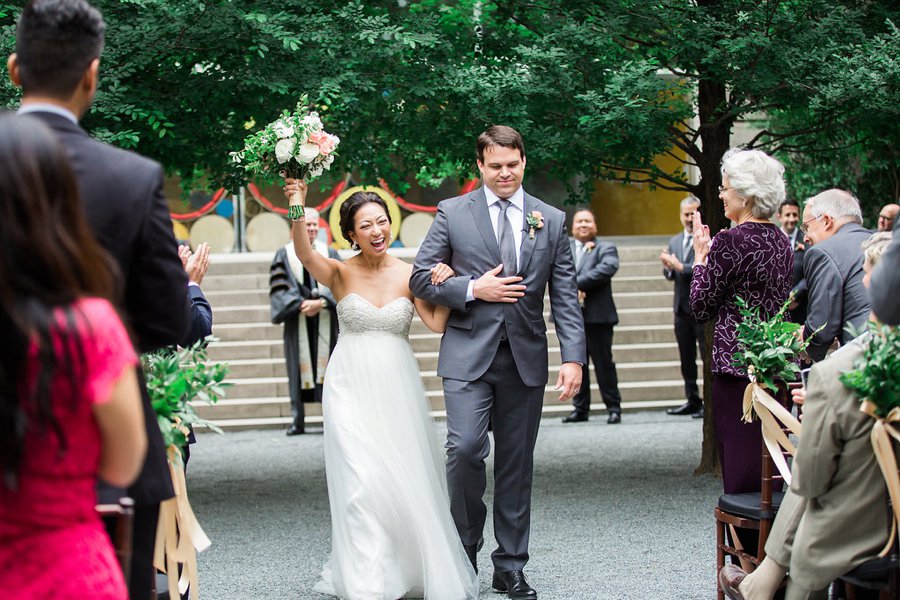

{"left": 208, "top": 339, "right": 685, "bottom": 366}
{"left": 194, "top": 382, "right": 698, "bottom": 429}
{"left": 204, "top": 289, "right": 270, "bottom": 307}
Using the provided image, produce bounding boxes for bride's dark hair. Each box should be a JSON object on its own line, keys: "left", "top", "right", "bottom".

{"left": 339, "top": 191, "right": 391, "bottom": 248}
{"left": 0, "top": 114, "right": 118, "bottom": 490}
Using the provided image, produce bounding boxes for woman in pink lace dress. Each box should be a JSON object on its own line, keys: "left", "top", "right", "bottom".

{"left": 0, "top": 115, "right": 147, "bottom": 599}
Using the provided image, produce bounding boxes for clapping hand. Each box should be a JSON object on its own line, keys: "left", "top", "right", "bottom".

{"left": 430, "top": 263, "right": 455, "bottom": 285}
{"left": 691, "top": 211, "right": 711, "bottom": 265}
{"left": 472, "top": 264, "right": 526, "bottom": 303}
{"left": 182, "top": 242, "right": 210, "bottom": 285}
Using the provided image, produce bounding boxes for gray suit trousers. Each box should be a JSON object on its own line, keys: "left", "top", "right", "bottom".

{"left": 443, "top": 341, "right": 544, "bottom": 572}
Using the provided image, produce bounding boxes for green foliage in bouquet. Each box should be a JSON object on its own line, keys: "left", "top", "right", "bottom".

{"left": 840, "top": 323, "right": 900, "bottom": 418}
{"left": 142, "top": 338, "right": 230, "bottom": 462}
{"left": 732, "top": 295, "right": 819, "bottom": 394}
{"left": 231, "top": 95, "right": 340, "bottom": 220}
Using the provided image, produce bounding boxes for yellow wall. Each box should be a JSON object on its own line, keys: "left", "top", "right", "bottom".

{"left": 590, "top": 144, "right": 691, "bottom": 236}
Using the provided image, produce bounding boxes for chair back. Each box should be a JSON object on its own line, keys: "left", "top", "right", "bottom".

{"left": 96, "top": 496, "right": 135, "bottom": 584}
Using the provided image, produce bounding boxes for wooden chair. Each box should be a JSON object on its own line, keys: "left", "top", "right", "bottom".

{"left": 836, "top": 495, "right": 900, "bottom": 599}
{"left": 96, "top": 496, "right": 135, "bottom": 585}
{"left": 714, "top": 384, "right": 800, "bottom": 600}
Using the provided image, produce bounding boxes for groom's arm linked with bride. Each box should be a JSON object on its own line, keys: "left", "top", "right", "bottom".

{"left": 408, "top": 125, "right": 585, "bottom": 598}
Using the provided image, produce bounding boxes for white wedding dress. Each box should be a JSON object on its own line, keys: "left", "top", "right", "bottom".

{"left": 313, "top": 293, "right": 478, "bottom": 600}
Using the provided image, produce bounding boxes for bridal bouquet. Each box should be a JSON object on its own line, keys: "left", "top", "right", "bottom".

{"left": 231, "top": 96, "right": 340, "bottom": 220}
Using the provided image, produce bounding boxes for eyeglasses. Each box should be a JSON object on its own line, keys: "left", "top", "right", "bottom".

{"left": 879, "top": 214, "right": 894, "bottom": 221}
{"left": 718, "top": 186, "right": 733, "bottom": 194}
{"left": 799, "top": 215, "right": 821, "bottom": 234}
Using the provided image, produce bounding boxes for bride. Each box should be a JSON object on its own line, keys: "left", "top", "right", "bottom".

{"left": 283, "top": 179, "right": 478, "bottom": 600}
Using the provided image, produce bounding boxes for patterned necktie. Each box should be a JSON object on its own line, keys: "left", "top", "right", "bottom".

{"left": 496, "top": 199, "right": 518, "bottom": 276}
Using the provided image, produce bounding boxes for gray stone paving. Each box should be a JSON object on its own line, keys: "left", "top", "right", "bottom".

{"left": 189, "top": 411, "right": 720, "bottom": 599}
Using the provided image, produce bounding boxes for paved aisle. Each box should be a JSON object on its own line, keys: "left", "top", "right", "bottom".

{"left": 191, "top": 412, "right": 719, "bottom": 599}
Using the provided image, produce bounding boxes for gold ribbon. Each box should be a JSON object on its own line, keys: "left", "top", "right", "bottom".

{"left": 860, "top": 401, "right": 900, "bottom": 557}
{"left": 154, "top": 445, "right": 212, "bottom": 599}
{"left": 742, "top": 383, "right": 802, "bottom": 486}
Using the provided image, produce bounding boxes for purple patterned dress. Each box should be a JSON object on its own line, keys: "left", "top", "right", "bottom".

{"left": 690, "top": 222, "right": 793, "bottom": 494}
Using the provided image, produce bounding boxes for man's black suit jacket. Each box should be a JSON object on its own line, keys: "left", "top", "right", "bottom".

{"left": 663, "top": 232, "right": 696, "bottom": 316}
{"left": 29, "top": 111, "right": 189, "bottom": 505}
{"left": 573, "top": 237, "right": 619, "bottom": 325}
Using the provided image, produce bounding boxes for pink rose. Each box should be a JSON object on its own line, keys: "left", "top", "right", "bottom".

{"left": 309, "top": 131, "right": 338, "bottom": 155}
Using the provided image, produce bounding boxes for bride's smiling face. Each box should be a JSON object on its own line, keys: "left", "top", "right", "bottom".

{"left": 351, "top": 202, "right": 392, "bottom": 255}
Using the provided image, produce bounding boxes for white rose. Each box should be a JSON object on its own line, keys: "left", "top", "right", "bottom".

{"left": 273, "top": 120, "right": 294, "bottom": 138}
{"left": 230, "top": 151, "right": 243, "bottom": 165}
{"left": 275, "top": 138, "right": 296, "bottom": 164}
{"left": 295, "top": 142, "right": 320, "bottom": 164}
{"left": 323, "top": 154, "right": 335, "bottom": 168}
{"left": 310, "top": 165, "right": 324, "bottom": 178}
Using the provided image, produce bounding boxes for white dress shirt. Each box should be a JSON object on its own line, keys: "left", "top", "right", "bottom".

{"left": 17, "top": 103, "right": 79, "bottom": 124}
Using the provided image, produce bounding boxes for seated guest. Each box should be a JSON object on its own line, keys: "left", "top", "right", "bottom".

{"left": 869, "top": 218, "right": 900, "bottom": 325}
{"left": 800, "top": 189, "right": 871, "bottom": 361}
{"left": 719, "top": 232, "right": 895, "bottom": 600}
{"left": 690, "top": 148, "right": 794, "bottom": 495}
{"left": 0, "top": 115, "right": 147, "bottom": 599}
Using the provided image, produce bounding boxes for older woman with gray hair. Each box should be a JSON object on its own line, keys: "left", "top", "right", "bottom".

{"left": 690, "top": 148, "right": 794, "bottom": 495}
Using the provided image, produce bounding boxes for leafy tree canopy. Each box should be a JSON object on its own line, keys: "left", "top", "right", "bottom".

{"left": 1, "top": 1, "right": 897, "bottom": 224}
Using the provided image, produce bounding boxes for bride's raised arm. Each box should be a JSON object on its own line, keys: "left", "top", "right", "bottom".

{"left": 413, "top": 263, "right": 453, "bottom": 333}
{"left": 285, "top": 178, "right": 342, "bottom": 290}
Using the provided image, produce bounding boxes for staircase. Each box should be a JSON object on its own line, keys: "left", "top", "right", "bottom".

{"left": 199, "top": 243, "right": 700, "bottom": 430}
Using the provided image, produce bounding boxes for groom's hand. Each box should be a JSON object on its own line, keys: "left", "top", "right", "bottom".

{"left": 555, "top": 362, "right": 582, "bottom": 402}
{"left": 473, "top": 264, "right": 525, "bottom": 303}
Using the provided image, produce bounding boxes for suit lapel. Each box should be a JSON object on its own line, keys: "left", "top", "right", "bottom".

{"left": 517, "top": 193, "right": 539, "bottom": 274}
{"left": 468, "top": 188, "right": 502, "bottom": 265}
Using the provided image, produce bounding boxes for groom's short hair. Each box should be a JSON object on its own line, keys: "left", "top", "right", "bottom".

{"left": 477, "top": 125, "right": 526, "bottom": 162}
{"left": 15, "top": 0, "right": 106, "bottom": 98}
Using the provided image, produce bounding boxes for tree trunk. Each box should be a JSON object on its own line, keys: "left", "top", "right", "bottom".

{"left": 693, "top": 76, "right": 734, "bottom": 476}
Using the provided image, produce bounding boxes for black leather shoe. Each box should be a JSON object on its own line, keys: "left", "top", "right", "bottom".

{"left": 492, "top": 570, "right": 537, "bottom": 599}
{"left": 561, "top": 411, "right": 588, "bottom": 423}
{"left": 607, "top": 412, "right": 621, "bottom": 424}
{"left": 667, "top": 401, "right": 702, "bottom": 416}
{"left": 692, "top": 410, "right": 704, "bottom": 419}
{"left": 285, "top": 424, "right": 305, "bottom": 436}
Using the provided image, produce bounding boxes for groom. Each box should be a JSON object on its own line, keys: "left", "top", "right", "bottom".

{"left": 410, "top": 125, "right": 585, "bottom": 599}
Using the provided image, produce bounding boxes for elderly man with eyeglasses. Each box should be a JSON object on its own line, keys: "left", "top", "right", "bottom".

{"left": 876, "top": 202, "right": 899, "bottom": 232}
{"left": 799, "top": 189, "right": 872, "bottom": 362}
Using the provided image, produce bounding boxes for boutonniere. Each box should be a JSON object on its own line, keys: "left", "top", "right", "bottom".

{"left": 583, "top": 240, "right": 596, "bottom": 253}
{"left": 525, "top": 210, "right": 544, "bottom": 239}
{"left": 794, "top": 241, "right": 806, "bottom": 252}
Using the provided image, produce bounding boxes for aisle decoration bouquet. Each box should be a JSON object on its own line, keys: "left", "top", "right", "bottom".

{"left": 840, "top": 323, "right": 900, "bottom": 556}
{"left": 231, "top": 96, "right": 340, "bottom": 220}
{"left": 732, "top": 295, "right": 816, "bottom": 483}
{"left": 143, "top": 339, "right": 230, "bottom": 599}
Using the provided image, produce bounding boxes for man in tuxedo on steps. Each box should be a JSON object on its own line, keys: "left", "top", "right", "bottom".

{"left": 10, "top": 2, "right": 189, "bottom": 597}
{"left": 660, "top": 197, "right": 705, "bottom": 418}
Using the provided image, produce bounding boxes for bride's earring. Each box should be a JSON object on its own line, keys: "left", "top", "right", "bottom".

{"left": 351, "top": 241, "right": 360, "bottom": 251}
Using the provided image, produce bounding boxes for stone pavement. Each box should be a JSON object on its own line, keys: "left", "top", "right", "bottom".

{"left": 190, "top": 411, "right": 720, "bottom": 599}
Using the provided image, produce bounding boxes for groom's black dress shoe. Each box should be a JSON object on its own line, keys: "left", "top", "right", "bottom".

{"left": 492, "top": 570, "right": 537, "bottom": 599}
{"left": 561, "top": 411, "right": 588, "bottom": 423}
{"left": 667, "top": 401, "right": 702, "bottom": 416}
{"left": 606, "top": 411, "right": 621, "bottom": 424}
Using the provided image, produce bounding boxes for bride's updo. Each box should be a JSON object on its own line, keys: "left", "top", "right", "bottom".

{"left": 339, "top": 191, "right": 392, "bottom": 248}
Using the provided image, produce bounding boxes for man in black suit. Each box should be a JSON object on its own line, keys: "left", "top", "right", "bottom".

{"left": 10, "top": 2, "right": 189, "bottom": 598}
{"left": 564, "top": 208, "right": 623, "bottom": 424}
{"left": 660, "top": 197, "right": 705, "bottom": 417}
{"left": 777, "top": 199, "right": 808, "bottom": 324}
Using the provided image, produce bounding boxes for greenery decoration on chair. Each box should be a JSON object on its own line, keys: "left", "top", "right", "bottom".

{"left": 732, "top": 295, "right": 819, "bottom": 420}
{"left": 142, "top": 338, "right": 230, "bottom": 600}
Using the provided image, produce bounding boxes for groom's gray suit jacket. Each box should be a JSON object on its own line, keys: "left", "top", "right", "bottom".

{"left": 410, "top": 187, "right": 586, "bottom": 386}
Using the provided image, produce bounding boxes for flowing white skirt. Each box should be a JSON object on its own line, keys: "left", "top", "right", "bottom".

{"left": 313, "top": 332, "right": 478, "bottom": 600}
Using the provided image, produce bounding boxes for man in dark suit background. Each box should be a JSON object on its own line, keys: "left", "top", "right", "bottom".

{"left": 800, "top": 189, "right": 871, "bottom": 362}
{"left": 10, "top": 2, "right": 190, "bottom": 597}
{"left": 564, "top": 207, "right": 623, "bottom": 424}
{"left": 660, "top": 197, "right": 705, "bottom": 417}
{"left": 777, "top": 199, "right": 808, "bottom": 324}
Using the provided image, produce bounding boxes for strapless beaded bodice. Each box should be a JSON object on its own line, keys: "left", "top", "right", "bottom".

{"left": 336, "top": 293, "right": 414, "bottom": 340}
